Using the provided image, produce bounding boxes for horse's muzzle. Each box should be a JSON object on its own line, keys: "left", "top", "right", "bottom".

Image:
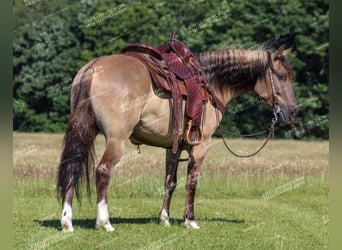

{"left": 279, "top": 106, "right": 298, "bottom": 124}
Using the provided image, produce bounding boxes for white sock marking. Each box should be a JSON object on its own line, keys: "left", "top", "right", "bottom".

{"left": 61, "top": 203, "right": 74, "bottom": 232}
{"left": 184, "top": 219, "right": 200, "bottom": 229}
{"left": 160, "top": 209, "right": 171, "bottom": 227}
{"left": 96, "top": 199, "right": 115, "bottom": 231}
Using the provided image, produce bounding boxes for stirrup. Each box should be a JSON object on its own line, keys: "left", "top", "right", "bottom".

{"left": 184, "top": 120, "right": 203, "bottom": 145}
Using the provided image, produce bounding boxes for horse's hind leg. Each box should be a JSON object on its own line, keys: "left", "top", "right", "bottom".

{"left": 159, "top": 149, "right": 181, "bottom": 227}
{"left": 95, "top": 138, "right": 125, "bottom": 231}
{"left": 61, "top": 188, "right": 75, "bottom": 232}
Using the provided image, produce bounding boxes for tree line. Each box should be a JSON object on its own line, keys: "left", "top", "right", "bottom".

{"left": 13, "top": 0, "right": 328, "bottom": 139}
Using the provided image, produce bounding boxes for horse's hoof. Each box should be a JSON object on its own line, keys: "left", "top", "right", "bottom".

{"left": 104, "top": 224, "right": 115, "bottom": 232}
{"left": 95, "top": 221, "right": 115, "bottom": 232}
{"left": 184, "top": 219, "right": 200, "bottom": 229}
{"left": 160, "top": 218, "right": 171, "bottom": 227}
{"left": 160, "top": 209, "right": 171, "bottom": 227}
{"left": 62, "top": 225, "right": 75, "bottom": 233}
{"left": 62, "top": 226, "right": 74, "bottom": 233}
{"left": 61, "top": 219, "right": 74, "bottom": 232}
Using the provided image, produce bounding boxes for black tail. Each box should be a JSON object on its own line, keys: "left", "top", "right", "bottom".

{"left": 57, "top": 64, "right": 97, "bottom": 204}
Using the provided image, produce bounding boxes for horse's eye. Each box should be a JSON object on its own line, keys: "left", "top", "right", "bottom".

{"left": 278, "top": 74, "right": 287, "bottom": 81}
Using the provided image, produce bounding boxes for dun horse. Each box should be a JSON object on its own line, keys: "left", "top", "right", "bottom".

{"left": 57, "top": 42, "right": 297, "bottom": 232}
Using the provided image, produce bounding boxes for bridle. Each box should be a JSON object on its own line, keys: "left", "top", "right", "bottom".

{"left": 268, "top": 65, "right": 282, "bottom": 124}
{"left": 220, "top": 63, "right": 282, "bottom": 158}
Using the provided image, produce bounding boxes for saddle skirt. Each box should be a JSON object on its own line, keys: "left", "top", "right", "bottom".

{"left": 122, "top": 31, "right": 225, "bottom": 152}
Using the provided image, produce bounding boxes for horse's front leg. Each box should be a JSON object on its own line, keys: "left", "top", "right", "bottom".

{"left": 184, "top": 142, "right": 209, "bottom": 229}
{"left": 159, "top": 149, "right": 181, "bottom": 227}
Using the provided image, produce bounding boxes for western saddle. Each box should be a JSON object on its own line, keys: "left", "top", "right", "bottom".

{"left": 122, "top": 31, "right": 225, "bottom": 153}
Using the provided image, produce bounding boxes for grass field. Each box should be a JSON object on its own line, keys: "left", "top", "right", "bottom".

{"left": 13, "top": 133, "right": 329, "bottom": 249}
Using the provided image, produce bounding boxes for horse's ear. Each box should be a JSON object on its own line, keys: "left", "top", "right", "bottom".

{"left": 281, "top": 47, "right": 292, "bottom": 57}
{"left": 274, "top": 45, "right": 292, "bottom": 60}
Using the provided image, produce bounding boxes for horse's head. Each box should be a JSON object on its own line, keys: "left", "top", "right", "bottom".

{"left": 254, "top": 45, "right": 297, "bottom": 124}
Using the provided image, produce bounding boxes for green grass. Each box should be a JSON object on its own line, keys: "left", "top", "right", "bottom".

{"left": 13, "top": 133, "right": 328, "bottom": 249}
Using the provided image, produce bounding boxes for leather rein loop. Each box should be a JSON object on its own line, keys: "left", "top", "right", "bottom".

{"left": 220, "top": 64, "right": 281, "bottom": 158}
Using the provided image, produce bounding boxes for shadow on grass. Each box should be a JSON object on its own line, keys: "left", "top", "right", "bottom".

{"left": 35, "top": 217, "right": 173, "bottom": 230}
{"left": 35, "top": 217, "right": 245, "bottom": 230}
{"left": 203, "top": 218, "right": 246, "bottom": 223}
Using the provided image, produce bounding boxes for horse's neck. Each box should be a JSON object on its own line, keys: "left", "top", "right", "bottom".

{"left": 198, "top": 49, "right": 269, "bottom": 106}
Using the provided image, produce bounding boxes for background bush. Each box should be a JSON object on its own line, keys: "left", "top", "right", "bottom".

{"left": 13, "top": 0, "right": 328, "bottom": 139}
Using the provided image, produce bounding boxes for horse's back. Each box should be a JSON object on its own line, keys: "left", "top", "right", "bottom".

{"left": 89, "top": 54, "right": 152, "bottom": 98}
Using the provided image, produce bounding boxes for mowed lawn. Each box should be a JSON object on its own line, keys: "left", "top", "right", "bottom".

{"left": 13, "top": 133, "right": 329, "bottom": 249}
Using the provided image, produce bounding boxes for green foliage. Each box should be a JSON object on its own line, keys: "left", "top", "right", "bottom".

{"left": 13, "top": 0, "right": 328, "bottom": 139}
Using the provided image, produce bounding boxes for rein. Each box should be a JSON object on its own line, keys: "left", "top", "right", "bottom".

{"left": 220, "top": 65, "right": 281, "bottom": 158}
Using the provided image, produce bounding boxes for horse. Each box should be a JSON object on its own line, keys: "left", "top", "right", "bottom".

{"left": 57, "top": 43, "right": 297, "bottom": 232}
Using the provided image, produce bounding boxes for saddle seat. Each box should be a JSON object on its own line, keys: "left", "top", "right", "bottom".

{"left": 122, "top": 44, "right": 163, "bottom": 60}
{"left": 122, "top": 31, "right": 225, "bottom": 153}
